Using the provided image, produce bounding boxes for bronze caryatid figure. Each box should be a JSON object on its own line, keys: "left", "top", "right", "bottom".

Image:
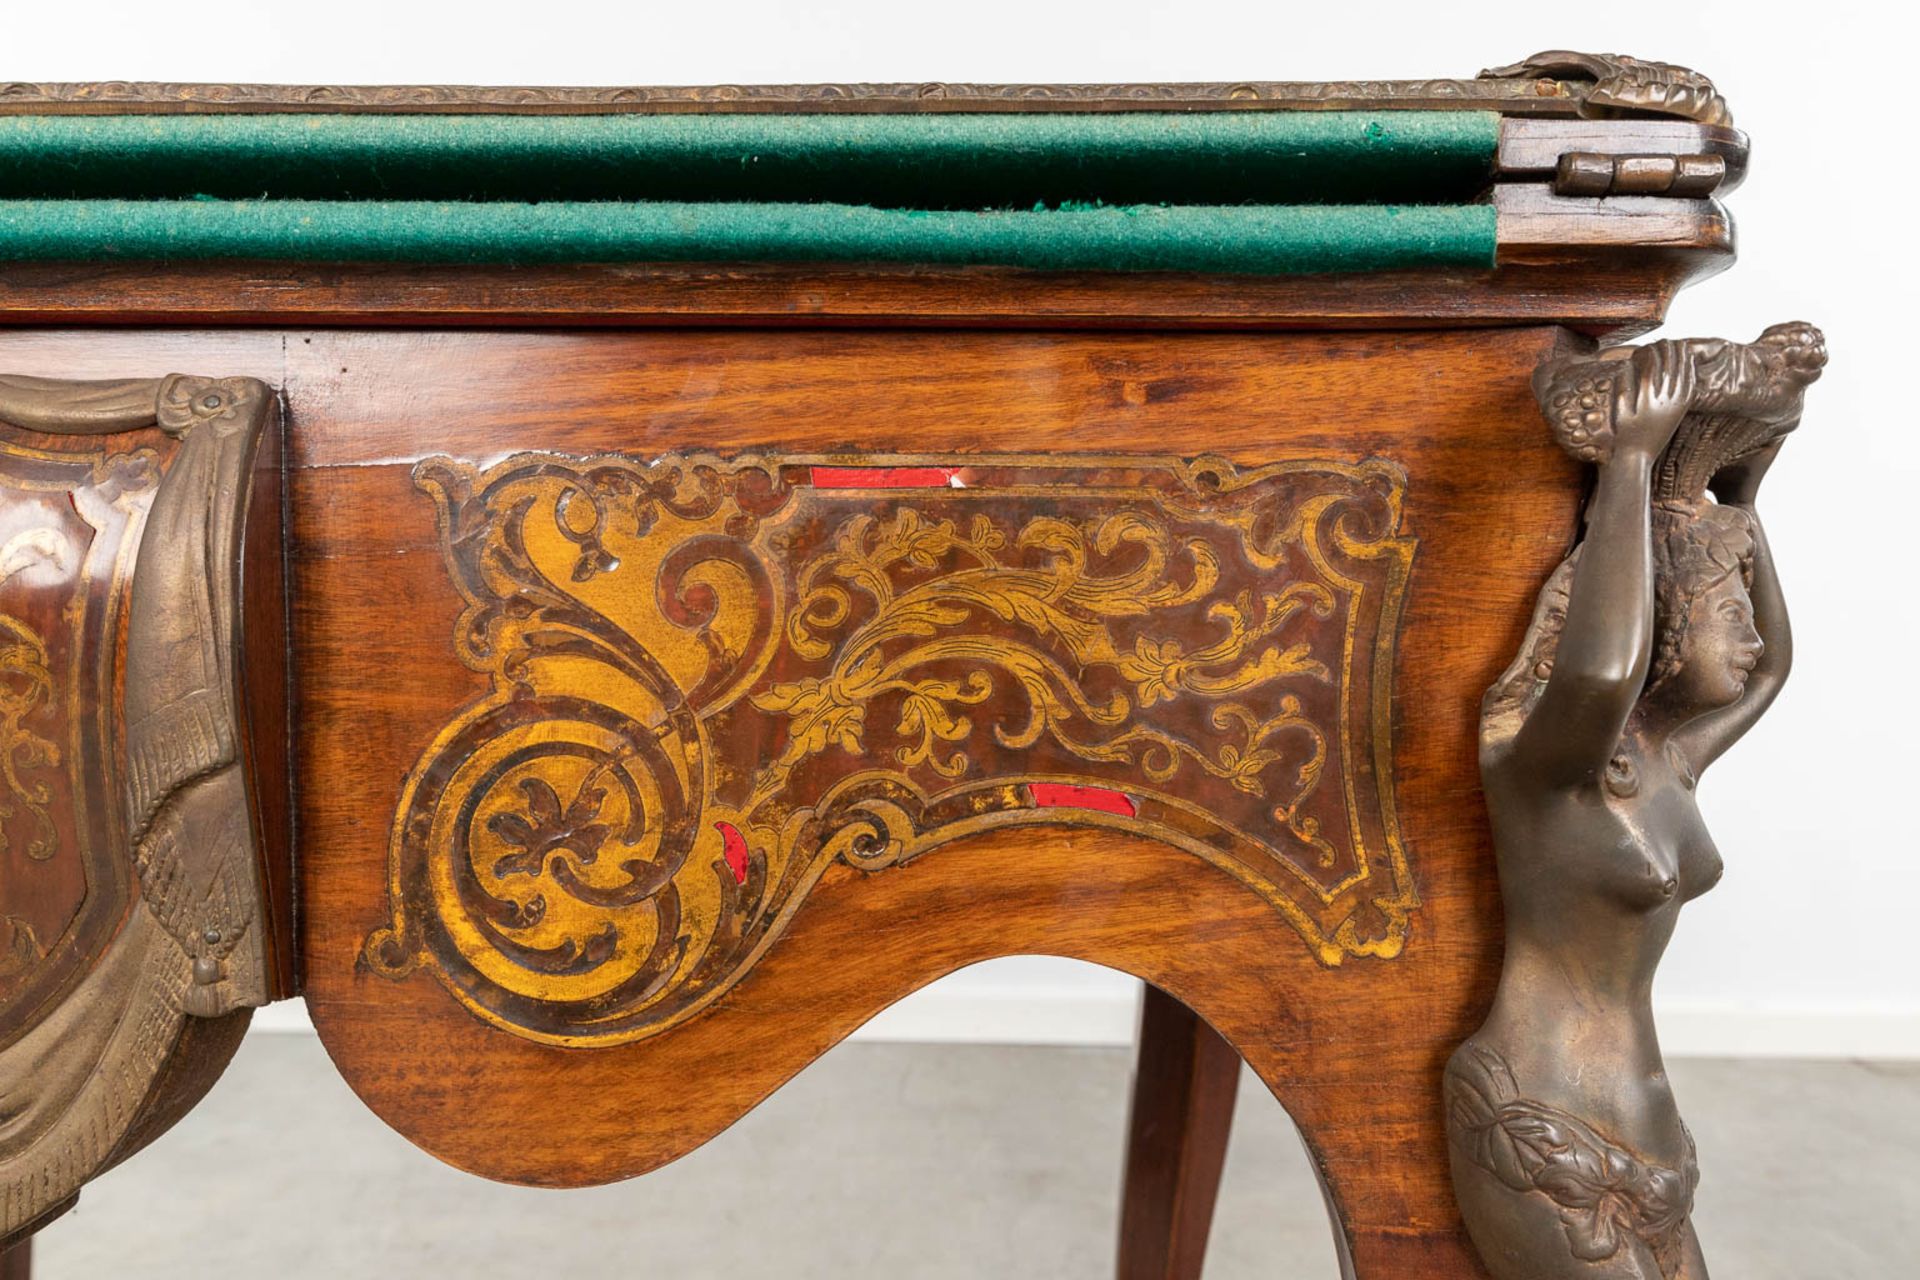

{"left": 1447, "top": 323, "right": 1826, "bottom": 1280}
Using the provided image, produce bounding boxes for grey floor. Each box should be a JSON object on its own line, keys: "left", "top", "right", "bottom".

{"left": 34, "top": 1033, "right": 1920, "bottom": 1277}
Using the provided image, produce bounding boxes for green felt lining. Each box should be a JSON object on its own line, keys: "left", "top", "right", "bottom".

{"left": 0, "top": 200, "right": 1497, "bottom": 273}
{"left": 0, "top": 112, "right": 1499, "bottom": 207}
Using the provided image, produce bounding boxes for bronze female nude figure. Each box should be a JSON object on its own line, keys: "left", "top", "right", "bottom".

{"left": 1446, "top": 323, "right": 1826, "bottom": 1280}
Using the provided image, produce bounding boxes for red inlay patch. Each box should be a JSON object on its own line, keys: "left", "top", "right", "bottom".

{"left": 716, "top": 821, "right": 750, "bottom": 885}
{"left": 1028, "top": 783, "right": 1138, "bottom": 817}
{"left": 810, "top": 466, "right": 960, "bottom": 489}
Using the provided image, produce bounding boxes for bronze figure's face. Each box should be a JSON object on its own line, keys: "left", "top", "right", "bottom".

{"left": 1668, "top": 571, "right": 1763, "bottom": 711}
{"left": 1647, "top": 502, "right": 1759, "bottom": 719}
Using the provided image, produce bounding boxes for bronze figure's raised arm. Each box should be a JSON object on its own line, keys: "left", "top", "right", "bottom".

{"left": 1446, "top": 323, "right": 1826, "bottom": 1280}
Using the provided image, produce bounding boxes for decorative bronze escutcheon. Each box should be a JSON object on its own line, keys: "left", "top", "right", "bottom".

{"left": 0, "top": 374, "right": 289, "bottom": 1241}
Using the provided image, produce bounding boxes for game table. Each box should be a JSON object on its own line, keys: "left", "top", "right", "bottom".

{"left": 0, "top": 52, "right": 1812, "bottom": 1280}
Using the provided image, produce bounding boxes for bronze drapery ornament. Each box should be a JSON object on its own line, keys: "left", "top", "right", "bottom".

{"left": 0, "top": 374, "right": 283, "bottom": 1241}
{"left": 1446, "top": 322, "right": 1826, "bottom": 1280}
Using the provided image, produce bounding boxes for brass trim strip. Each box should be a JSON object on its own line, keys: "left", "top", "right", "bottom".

{"left": 0, "top": 78, "right": 1588, "bottom": 117}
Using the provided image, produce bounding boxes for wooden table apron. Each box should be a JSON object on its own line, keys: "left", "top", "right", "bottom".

{"left": 0, "top": 324, "right": 1580, "bottom": 1274}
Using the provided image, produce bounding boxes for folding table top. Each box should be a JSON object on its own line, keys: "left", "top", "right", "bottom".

{"left": 0, "top": 52, "right": 1748, "bottom": 334}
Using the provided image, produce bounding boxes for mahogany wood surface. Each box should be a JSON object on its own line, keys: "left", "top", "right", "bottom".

{"left": 239, "top": 403, "right": 297, "bottom": 997}
{"left": 1118, "top": 986, "right": 1243, "bottom": 1280}
{"left": 0, "top": 324, "right": 1584, "bottom": 1277}
{"left": 0, "top": 257, "right": 1711, "bottom": 337}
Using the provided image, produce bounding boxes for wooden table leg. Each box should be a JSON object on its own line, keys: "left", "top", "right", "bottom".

{"left": 1, "top": 1238, "right": 31, "bottom": 1280}
{"left": 1117, "top": 984, "right": 1243, "bottom": 1280}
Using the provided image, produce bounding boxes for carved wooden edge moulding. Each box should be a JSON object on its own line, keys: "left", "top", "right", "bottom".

{"left": 0, "top": 374, "right": 285, "bottom": 1242}
{"left": 0, "top": 52, "right": 1725, "bottom": 122}
{"left": 362, "top": 451, "right": 1419, "bottom": 1046}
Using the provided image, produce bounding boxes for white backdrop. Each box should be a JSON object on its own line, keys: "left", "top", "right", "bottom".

{"left": 13, "top": 0, "right": 1915, "bottom": 1057}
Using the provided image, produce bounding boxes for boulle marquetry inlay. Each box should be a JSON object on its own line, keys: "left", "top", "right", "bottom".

{"left": 366, "top": 452, "right": 1420, "bottom": 1046}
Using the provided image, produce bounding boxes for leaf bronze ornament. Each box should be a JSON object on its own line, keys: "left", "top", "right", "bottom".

{"left": 367, "top": 452, "right": 1420, "bottom": 1046}
{"left": 1480, "top": 51, "right": 1731, "bottom": 126}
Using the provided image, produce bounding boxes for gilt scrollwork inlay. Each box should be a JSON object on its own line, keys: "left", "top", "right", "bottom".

{"left": 0, "top": 609, "right": 58, "bottom": 863}
{"left": 366, "top": 452, "right": 1419, "bottom": 1046}
{"left": 0, "top": 592, "right": 59, "bottom": 989}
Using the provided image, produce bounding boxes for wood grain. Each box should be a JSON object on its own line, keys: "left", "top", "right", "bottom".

{"left": 239, "top": 406, "right": 296, "bottom": 996}
{"left": 1118, "top": 986, "right": 1244, "bottom": 1280}
{"left": 0, "top": 324, "right": 1583, "bottom": 1277}
{"left": 0, "top": 258, "right": 1710, "bottom": 338}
